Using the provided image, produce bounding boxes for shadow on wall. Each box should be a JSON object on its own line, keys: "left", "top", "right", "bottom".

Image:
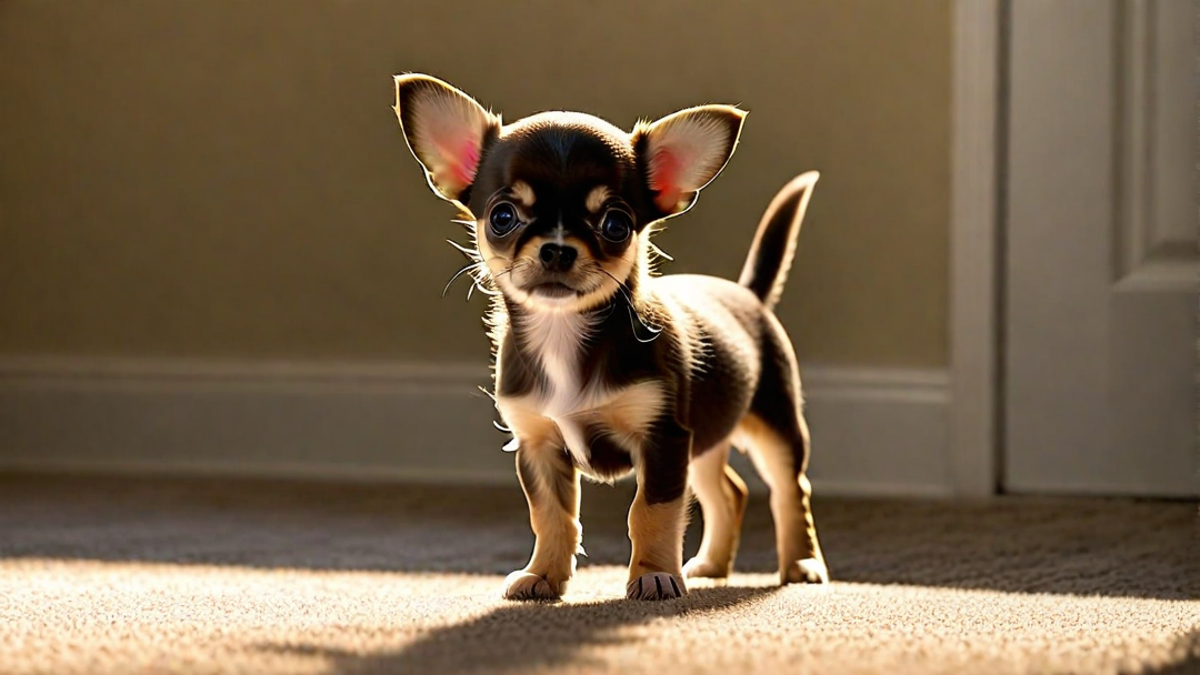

{"left": 1, "top": 474, "right": 1196, "bottom": 602}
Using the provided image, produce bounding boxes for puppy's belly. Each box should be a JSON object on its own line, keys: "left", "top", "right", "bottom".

{"left": 506, "top": 412, "right": 633, "bottom": 482}
{"left": 498, "top": 380, "right": 664, "bottom": 481}
{"left": 555, "top": 417, "right": 634, "bottom": 481}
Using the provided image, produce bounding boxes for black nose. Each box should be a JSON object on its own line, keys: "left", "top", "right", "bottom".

{"left": 538, "top": 243, "right": 577, "bottom": 272}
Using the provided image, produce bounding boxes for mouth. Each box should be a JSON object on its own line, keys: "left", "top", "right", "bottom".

{"left": 529, "top": 282, "right": 578, "bottom": 298}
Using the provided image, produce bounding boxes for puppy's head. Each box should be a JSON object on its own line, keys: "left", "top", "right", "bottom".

{"left": 393, "top": 74, "right": 745, "bottom": 312}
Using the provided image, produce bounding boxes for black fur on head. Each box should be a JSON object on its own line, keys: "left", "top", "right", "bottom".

{"left": 393, "top": 73, "right": 745, "bottom": 313}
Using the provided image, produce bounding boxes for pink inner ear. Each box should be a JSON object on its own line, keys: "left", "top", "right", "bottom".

{"left": 431, "top": 134, "right": 482, "bottom": 193}
{"left": 649, "top": 147, "right": 684, "bottom": 212}
{"left": 451, "top": 139, "right": 481, "bottom": 187}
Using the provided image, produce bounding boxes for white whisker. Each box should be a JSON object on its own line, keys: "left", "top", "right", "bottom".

{"left": 446, "top": 239, "right": 480, "bottom": 259}
{"left": 443, "top": 260, "right": 486, "bottom": 297}
{"left": 648, "top": 240, "right": 674, "bottom": 262}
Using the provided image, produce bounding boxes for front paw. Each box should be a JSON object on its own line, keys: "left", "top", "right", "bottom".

{"left": 503, "top": 571, "right": 567, "bottom": 601}
{"left": 781, "top": 557, "right": 830, "bottom": 585}
{"left": 626, "top": 572, "right": 687, "bottom": 601}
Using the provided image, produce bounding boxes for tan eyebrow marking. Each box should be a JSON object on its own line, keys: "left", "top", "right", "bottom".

{"left": 585, "top": 186, "right": 611, "bottom": 214}
{"left": 510, "top": 180, "right": 536, "bottom": 208}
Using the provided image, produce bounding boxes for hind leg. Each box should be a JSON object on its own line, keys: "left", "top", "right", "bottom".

{"left": 741, "top": 315, "right": 830, "bottom": 584}
{"left": 739, "top": 412, "right": 828, "bottom": 584}
{"left": 683, "top": 443, "right": 749, "bottom": 582}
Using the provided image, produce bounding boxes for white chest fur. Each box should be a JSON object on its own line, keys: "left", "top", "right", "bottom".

{"left": 520, "top": 311, "right": 593, "bottom": 417}
{"left": 517, "top": 311, "right": 595, "bottom": 469}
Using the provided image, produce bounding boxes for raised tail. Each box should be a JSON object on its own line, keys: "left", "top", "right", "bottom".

{"left": 737, "top": 171, "right": 820, "bottom": 310}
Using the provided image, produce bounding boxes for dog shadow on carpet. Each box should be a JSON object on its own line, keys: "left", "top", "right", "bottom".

{"left": 255, "top": 584, "right": 781, "bottom": 675}
{"left": 1142, "top": 629, "right": 1200, "bottom": 675}
{"left": 259, "top": 621, "right": 1200, "bottom": 675}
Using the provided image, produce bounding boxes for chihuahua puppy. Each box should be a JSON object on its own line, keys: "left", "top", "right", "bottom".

{"left": 392, "top": 74, "right": 828, "bottom": 602}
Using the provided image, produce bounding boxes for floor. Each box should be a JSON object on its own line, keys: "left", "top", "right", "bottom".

{"left": 0, "top": 474, "right": 1197, "bottom": 675}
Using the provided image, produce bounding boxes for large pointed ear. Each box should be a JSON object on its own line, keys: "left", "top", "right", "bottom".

{"left": 393, "top": 74, "right": 501, "bottom": 203}
{"left": 632, "top": 105, "right": 746, "bottom": 215}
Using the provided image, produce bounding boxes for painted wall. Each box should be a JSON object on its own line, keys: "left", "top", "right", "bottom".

{"left": 0, "top": 0, "right": 951, "bottom": 368}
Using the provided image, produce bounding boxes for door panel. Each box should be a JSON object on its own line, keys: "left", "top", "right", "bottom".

{"left": 1004, "top": 0, "right": 1197, "bottom": 497}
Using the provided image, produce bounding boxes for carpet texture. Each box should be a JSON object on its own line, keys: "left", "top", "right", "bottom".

{"left": 0, "top": 474, "right": 1197, "bottom": 675}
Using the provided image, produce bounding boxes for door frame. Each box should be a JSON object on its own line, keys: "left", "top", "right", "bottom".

{"left": 948, "top": 0, "right": 1003, "bottom": 497}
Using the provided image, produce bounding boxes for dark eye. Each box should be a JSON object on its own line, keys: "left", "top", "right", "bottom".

{"left": 489, "top": 202, "right": 519, "bottom": 236}
{"left": 600, "top": 211, "right": 632, "bottom": 242}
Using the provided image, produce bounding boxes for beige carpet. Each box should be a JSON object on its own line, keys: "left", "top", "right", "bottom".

{"left": 1, "top": 474, "right": 1197, "bottom": 675}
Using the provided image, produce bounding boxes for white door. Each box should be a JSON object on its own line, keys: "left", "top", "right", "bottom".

{"left": 1004, "top": 0, "right": 1197, "bottom": 497}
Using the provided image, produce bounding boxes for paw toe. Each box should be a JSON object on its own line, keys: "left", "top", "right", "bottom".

{"left": 626, "top": 572, "right": 687, "bottom": 601}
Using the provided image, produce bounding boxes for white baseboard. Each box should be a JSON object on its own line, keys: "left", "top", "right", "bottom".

{"left": 0, "top": 357, "right": 952, "bottom": 498}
